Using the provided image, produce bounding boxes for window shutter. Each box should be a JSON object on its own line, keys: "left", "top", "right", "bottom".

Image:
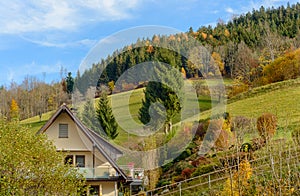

{"left": 59, "top": 124, "right": 68, "bottom": 138}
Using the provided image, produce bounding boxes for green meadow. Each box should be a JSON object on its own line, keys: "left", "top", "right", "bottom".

{"left": 22, "top": 78, "right": 300, "bottom": 144}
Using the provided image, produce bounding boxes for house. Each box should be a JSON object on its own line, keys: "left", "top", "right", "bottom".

{"left": 37, "top": 103, "right": 133, "bottom": 196}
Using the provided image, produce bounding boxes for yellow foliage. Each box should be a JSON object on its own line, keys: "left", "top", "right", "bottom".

{"left": 262, "top": 48, "right": 300, "bottom": 84}
{"left": 211, "top": 52, "right": 225, "bottom": 75}
{"left": 108, "top": 80, "right": 115, "bottom": 92}
{"left": 181, "top": 67, "right": 187, "bottom": 78}
{"left": 220, "top": 160, "right": 252, "bottom": 196}
{"left": 10, "top": 98, "right": 19, "bottom": 120}
{"left": 224, "top": 29, "right": 230, "bottom": 37}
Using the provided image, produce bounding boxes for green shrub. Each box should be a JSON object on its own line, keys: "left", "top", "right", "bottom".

{"left": 156, "top": 179, "right": 171, "bottom": 187}
{"left": 162, "top": 161, "right": 173, "bottom": 172}
{"left": 192, "top": 164, "right": 215, "bottom": 177}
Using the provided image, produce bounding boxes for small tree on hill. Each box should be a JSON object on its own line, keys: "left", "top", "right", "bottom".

{"left": 65, "top": 72, "right": 74, "bottom": 98}
{"left": 257, "top": 113, "right": 277, "bottom": 141}
{"left": 96, "top": 93, "right": 118, "bottom": 139}
{"left": 10, "top": 98, "right": 19, "bottom": 120}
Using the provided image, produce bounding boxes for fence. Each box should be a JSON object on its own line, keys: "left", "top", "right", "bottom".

{"left": 132, "top": 144, "right": 300, "bottom": 195}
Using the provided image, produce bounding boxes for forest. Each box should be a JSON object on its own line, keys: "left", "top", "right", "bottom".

{"left": 1, "top": 3, "right": 300, "bottom": 122}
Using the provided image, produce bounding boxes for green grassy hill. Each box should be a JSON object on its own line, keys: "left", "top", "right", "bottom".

{"left": 23, "top": 78, "right": 300, "bottom": 141}
{"left": 199, "top": 78, "right": 300, "bottom": 140}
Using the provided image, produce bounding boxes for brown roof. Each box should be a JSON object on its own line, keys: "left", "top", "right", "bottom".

{"left": 37, "top": 103, "right": 128, "bottom": 180}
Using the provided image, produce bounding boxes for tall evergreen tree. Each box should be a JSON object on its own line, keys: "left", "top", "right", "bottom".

{"left": 139, "top": 63, "right": 184, "bottom": 134}
{"left": 80, "top": 99, "right": 104, "bottom": 136}
{"left": 65, "top": 72, "right": 74, "bottom": 95}
{"left": 96, "top": 93, "right": 118, "bottom": 139}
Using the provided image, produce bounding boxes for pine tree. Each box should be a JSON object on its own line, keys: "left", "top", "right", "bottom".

{"left": 138, "top": 63, "right": 184, "bottom": 134}
{"left": 80, "top": 99, "right": 104, "bottom": 136}
{"left": 65, "top": 72, "right": 74, "bottom": 95}
{"left": 96, "top": 93, "right": 118, "bottom": 139}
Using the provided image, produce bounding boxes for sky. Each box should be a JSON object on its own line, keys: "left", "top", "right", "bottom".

{"left": 0, "top": 0, "right": 298, "bottom": 86}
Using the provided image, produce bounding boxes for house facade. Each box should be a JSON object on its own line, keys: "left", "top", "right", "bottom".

{"left": 37, "top": 104, "right": 130, "bottom": 196}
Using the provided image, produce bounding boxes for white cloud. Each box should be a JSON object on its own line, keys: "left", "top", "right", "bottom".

{"left": 20, "top": 35, "right": 97, "bottom": 48}
{"left": 4, "top": 61, "right": 65, "bottom": 84}
{"left": 225, "top": 7, "right": 234, "bottom": 14}
{"left": 246, "top": 0, "right": 298, "bottom": 12}
{"left": 0, "top": 0, "right": 141, "bottom": 34}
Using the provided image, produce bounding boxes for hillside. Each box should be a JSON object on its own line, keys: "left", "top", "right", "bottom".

{"left": 152, "top": 78, "right": 300, "bottom": 195}
{"left": 22, "top": 77, "right": 300, "bottom": 194}
{"left": 3, "top": 3, "right": 300, "bottom": 122}
{"left": 24, "top": 77, "right": 300, "bottom": 141}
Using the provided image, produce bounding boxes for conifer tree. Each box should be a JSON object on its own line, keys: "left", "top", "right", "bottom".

{"left": 139, "top": 63, "right": 184, "bottom": 134}
{"left": 65, "top": 72, "right": 74, "bottom": 95}
{"left": 80, "top": 99, "right": 104, "bottom": 136}
{"left": 96, "top": 93, "right": 118, "bottom": 139}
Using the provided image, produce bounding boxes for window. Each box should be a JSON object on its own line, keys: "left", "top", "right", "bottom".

{"left": 59, "top": 124, "right": 68, "bottom": 138}
{"left": 89, "top": 185, "right": 99, "bottom": 196}
{"left": 64, "top": 155, "right": 73, "bottom": 165}
{"left": 76, "top": 155, "right": 85, "bottom": 167}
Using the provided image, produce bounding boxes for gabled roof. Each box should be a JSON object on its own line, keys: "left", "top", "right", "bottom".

{"left": 37, "top": 103, "right": 128, "bottom": 180}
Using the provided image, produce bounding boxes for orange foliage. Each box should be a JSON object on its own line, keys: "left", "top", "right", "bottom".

{"left": 201, "top": 32, "right": 207, "bottom": 39}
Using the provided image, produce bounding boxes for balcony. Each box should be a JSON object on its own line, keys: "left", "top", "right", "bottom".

{"left": 119, "top": 165, "right": 144, "bottom": 180}
{"left": 77, "top": 166, "right": 118, "bottom": 179}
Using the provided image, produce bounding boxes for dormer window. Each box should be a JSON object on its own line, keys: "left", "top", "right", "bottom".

{"left": 59, "top": 124, "right": 68, "bottom": 138}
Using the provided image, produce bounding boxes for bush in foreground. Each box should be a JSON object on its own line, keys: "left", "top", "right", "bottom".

{"left": 0, "top": 119, "right": 86, "bottom": 195}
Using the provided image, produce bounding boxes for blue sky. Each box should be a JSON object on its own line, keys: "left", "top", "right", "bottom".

{"left": 0, "top": 0, "right": 298, "bottom": 86}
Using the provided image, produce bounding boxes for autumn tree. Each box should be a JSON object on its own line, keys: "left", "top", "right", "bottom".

{"left": 10, "top": 98, "right": 19, "bottom": 120}
{"left": 257, "top": 113, "right": 277, "bottom": 141}
{"left": 221, "top": 160, "right": 252, "bottom": 195}
{"left": 262, "top": 48, "right": 300, "bottom": 84}
{"left": 181, "top": 67, "right": 187, "bottom": 79}
{"left": 0, "top": 119, "right": 86, "bottom": 195}
{"left": 233, "top": 41, "right": 258, "bottom": 84}
{"left": 211, "top": 52, "right": 225, "bottom": 75}
{"left": 209, "top": 118, "right": 234, "bottom": 151}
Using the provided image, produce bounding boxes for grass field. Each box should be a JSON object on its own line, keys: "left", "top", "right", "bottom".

{"left": 22, "top": 78, "right": 300, "bottom": 144}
